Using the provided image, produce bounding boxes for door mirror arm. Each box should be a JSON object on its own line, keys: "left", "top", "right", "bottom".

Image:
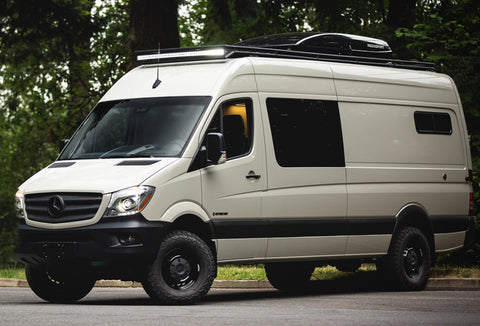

{"left": 59, "top": 139, "right": 70, "bottom": 152}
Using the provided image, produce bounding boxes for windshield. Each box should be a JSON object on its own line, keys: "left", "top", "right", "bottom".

{"left": 59, "top": 96, "right": 210, "bottom": 160}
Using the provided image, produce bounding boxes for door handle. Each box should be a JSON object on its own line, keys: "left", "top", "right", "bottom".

{"left": 246, "top": 171, "right": 261, "bottom": 179}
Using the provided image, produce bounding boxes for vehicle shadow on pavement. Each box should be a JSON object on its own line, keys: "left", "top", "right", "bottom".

{"left": 78, "top": 271, "right": 396, "bottom": 306}
{"left": 205, "top": 271, "right": 394, "bottom": 303}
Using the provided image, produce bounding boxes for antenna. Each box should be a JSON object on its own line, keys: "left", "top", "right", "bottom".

{"left": 152, "top": 43, "right": 161, "bottom": 89}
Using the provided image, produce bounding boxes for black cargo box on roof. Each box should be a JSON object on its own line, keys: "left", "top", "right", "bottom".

{"left": 236, "top": 33, "right": 393, "bottom": 58}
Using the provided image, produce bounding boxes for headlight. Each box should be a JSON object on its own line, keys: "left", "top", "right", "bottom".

{"left": 15, "top": 190, "right": 25, "bottom": 219}
{"left": 104, "top": 186, "right": 155, "bottom": 217}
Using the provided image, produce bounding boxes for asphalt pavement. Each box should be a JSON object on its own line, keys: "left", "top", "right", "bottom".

{"left": 1, "top": 287, "right": 479, "bottom": 325}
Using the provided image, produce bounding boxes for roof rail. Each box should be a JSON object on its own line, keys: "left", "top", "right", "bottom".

{"left": 135, "top": 45, "right": 438, "bottom": 72}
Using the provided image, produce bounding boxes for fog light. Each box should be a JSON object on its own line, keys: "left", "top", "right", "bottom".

{"left": 118, "top": 234, "right": 140, "bottom": 245}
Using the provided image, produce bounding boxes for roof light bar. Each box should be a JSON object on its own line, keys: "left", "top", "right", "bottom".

{"left": 137, "top": 48, "right": 226, "bottom": 62}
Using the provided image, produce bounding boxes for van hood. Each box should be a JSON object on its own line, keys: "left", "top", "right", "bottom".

{"left": 20, "top": 158, "right": 178, "bottom": 195}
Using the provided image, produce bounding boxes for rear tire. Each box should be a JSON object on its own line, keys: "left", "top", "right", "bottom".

{"left": 25, "top": 264, "right": 95, "bottom": 303}
{"left": 385, "top": 226, "right": 431, "bottom": 290}
{"left": 142, "top": 230, "right": 216, "bottom": 305}
{"left": 265, "top": 262, "right": 314, "bottom": 291}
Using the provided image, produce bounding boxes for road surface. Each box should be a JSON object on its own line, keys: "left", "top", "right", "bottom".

{"left": 1, "top": 287, "right": 479, "bottom": 325}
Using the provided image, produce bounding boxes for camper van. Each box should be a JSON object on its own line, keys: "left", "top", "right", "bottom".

{"left": 15, "top": 33, "right": 474, "bottom": 304}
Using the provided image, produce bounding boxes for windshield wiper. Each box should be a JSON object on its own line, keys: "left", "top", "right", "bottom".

{"left": 100, "top": 153, "right": 155, "bottom": 159}
{"left": 100, "top": 144, "right": 156, "bottom": 159}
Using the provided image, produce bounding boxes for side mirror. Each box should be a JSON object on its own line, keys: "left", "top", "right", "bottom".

{"left": 206, "top": 132, "right": 226, "bottom": 165}
{"left": 59, "top": 139, "right": 70, "bottom": 152}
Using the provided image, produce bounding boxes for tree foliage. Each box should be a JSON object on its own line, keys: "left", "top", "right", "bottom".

{"left": 1, "top": 0, "right": 479, "bottom": 265}
{"left": 396, "top": 0, "right": 480, "bottom": 265}
{"left": 0, "top": 0, "right": 130, "bottom": 262}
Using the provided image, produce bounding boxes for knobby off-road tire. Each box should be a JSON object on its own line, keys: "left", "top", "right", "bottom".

{"left": 265, "top": 262, "right": 315, "bottom": 291}
{"left": 385, "top": 226, "right": 431, "bottom": 291}
{"left": 142, "top": 230, "right": 216, "bottom": 305}
{"left": 25, "top": 264, "right": 96, "bottom": 303}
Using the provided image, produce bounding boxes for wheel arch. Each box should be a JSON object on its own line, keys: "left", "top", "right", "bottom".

{"left": 160, "top": 202, "right": 216, "bottom": 262}
{"left": 393, "top": 203, "right": 435, "bottom": 263}
{"left": 160, "top": 201, "right": 210, "bottom": 223}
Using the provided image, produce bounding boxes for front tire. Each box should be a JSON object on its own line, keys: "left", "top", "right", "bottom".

{"left": 142, "top": 230, "right": 216, "bottom": 305}
{"left": 25, "top": 264, "right": 95, "bottom": 303}
{"left": 385, "top": 226, "right": 431, "bottom": 290}
{"left": 265, "top": 262, "right": 314, "bottom": 291}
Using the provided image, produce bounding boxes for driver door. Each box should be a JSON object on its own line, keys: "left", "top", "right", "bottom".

{"left": 200, "top": 95, "right": 267, "bottom": 263}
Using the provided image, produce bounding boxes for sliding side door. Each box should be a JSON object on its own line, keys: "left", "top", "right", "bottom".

{"left": 261, "top": 96, "right": 348, "bottom": 260}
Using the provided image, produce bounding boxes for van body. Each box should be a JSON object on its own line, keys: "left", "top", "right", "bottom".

{"left": 15, "top": 36, "right": 474, "bottom": 304}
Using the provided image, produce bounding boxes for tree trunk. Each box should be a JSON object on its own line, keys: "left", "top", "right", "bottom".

{"left": 129, "top": 0, "right": 180, "bottom": 66}
{"left": 66, "top": 0, "right": 95, "bottom": 137}
{"left": 233, "top": 0, "right": 261, "bottom": 23}
{"left": 211, "top": 0, "right": 232, "bottom": 30}
{"left": 387, "top": 0, "right": 417, "bottom": 29}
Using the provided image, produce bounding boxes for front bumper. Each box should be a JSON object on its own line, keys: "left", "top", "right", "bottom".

{"left": 15, "top": 214, "right": 169, "bottom": 266}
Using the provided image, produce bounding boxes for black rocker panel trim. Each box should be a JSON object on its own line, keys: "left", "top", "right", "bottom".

{"left": 212, "top": 217, "right": 393, "bottom": 239}
{"left": 211, "top": 216, "right": 469, "bottom": 239}
{"left": 430, "top": 215, "right": 471, "bottom": 233}
{"left": 211, "top": 219, "right": 269, "bottom": 239}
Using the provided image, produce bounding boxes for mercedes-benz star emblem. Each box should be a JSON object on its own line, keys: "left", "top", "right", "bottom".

{"left": 48, "top": 195, "right": 65, "bottom": 218}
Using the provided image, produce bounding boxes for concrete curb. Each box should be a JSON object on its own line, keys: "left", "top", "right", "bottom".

{"left": 425, "top": 278, "right": 480, "bottom": 291}
{"left": 1, "top": 278, "right": 479, "bottom": 291}
{"left": 0, "top": 278, "right": 28, "bottom": 288}
{"left": 212, "top": 280, "right": 273, "bottom": 289}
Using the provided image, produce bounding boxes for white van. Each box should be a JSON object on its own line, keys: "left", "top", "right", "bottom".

{"left": 15, "top": 33, "right": 474, "bottom": 304}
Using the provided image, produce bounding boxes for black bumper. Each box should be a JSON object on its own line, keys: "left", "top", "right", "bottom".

{"left": 15, "top": 214, "right": 169, "bottom": 266}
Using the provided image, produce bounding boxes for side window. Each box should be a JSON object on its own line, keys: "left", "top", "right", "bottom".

{"left": 266, "top": 98, "right": 344, "bottom": 167}
{"left": 414, "top": 111, "right": 452, "bottom": 135}
{"left": 207, "top": 99, "right": 253, "bottom": 159}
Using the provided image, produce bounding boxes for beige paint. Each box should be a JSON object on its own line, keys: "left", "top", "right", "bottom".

{"left": 19, "top": 55, "right": 472, "bottom": 260}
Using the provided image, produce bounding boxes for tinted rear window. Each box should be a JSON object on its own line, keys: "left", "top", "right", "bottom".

{"left": 414, "top": 111, "right": 452, "bottom": 135}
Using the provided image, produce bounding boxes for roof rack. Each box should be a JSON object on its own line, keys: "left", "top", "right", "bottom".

{"left": 135, "top": 34, "right": 438, "bottom": 72}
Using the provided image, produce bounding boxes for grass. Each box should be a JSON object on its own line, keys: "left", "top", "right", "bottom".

{"left": 217, "top": 264, "right": 266, "bottom": 280}
{"left": 0, "top": 264, "right": 26, "bottom": 280}
{"left": 1, "top": 264, "right": 479, "bottom": 281}
{"left": 430, "top": 265, "right": 480, "bottom": 278}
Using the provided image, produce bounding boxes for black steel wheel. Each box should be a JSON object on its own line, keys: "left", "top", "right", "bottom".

{"left": 265, "top": 262, "right": 314, "bottom": 291}
{"left": 386, "top": 226, "right": 431, "bottom": 290}
{"left": 142, "top": 230, "right": 216, "bottom": 305}
{"left": 25, "top": 264, "right": 95, "bottom": 303}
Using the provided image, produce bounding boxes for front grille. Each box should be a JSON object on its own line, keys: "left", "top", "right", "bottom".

{"left": 25, "top": 193, "right": 103, "bottom": 224}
